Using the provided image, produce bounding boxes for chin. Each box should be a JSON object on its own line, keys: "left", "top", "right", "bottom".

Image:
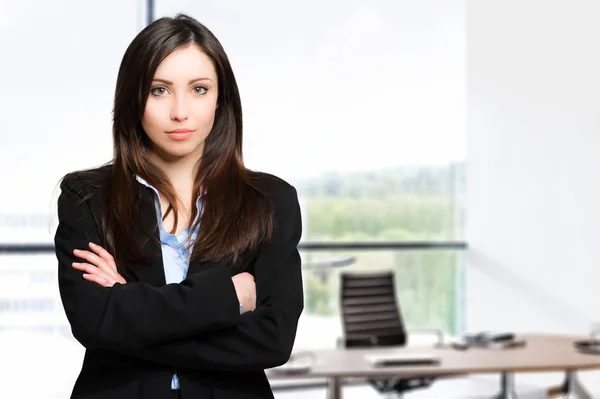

{"left": 162, "top": 142, "right": 203, "bottom": 159}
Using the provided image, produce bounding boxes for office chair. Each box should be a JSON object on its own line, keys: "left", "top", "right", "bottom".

{"left": 339, "top": 271, "right": 438, "bottom": 397}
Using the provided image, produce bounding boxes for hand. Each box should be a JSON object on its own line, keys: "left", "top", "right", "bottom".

{"left": 71, "top": 242, "right": 126, "bottom": 287}
{"left": 232, "top": 272, "right": 256, "bottom": 313}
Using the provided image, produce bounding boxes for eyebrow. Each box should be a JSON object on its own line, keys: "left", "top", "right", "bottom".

{"left": 152, "top": 78, "right": 214, "bottom": 85}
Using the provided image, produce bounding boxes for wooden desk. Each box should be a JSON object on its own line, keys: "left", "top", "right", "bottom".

{"left": 269, "top": 334, "right": 600, "bottom": 399}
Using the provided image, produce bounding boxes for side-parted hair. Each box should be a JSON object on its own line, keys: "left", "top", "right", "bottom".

{"left": 68, "top": 14, "right": 273, "bottom": 275}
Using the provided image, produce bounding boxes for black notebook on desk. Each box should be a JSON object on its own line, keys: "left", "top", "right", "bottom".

{"left": 365, "top": 353, "right": 440, "bottom": 367}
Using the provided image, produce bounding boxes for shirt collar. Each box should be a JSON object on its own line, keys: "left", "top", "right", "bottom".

{"left": 135, "top": 175, "right": 204, "bottom": 220}
{"left": 135, "top": 175, "right": 204, "bottom": 202}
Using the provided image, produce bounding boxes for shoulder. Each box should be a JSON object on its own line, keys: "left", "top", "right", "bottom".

{"left": 247, "top": 171, "right": 301, "bottom": 241}
{"left": 60, "top": 163, "right": 113, "bottom": 196}
{"left": 247, "top": 170, "right": 298, "bottom": 206}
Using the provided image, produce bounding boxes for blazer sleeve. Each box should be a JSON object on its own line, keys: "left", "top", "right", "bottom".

{"left": 122, "top": 184, "right": 304, "bottom": 371}
{"left": 55, "top": 176, "right": 241, "bottom": 350}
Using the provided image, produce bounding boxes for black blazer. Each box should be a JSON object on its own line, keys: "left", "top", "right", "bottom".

{"left": 54, "top": 165, "right": 304, "bottom": 399}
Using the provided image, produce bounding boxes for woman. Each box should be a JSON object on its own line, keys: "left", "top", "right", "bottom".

{"left": 55, "top": 13, "right": 303, "bottom": 399}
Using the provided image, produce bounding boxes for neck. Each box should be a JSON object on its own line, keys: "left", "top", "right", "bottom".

{"left": 146, "top": 148, "right": 201, "bottom": 193}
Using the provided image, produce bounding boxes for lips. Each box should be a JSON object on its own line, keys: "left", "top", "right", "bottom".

{"left": 166, "top": 129, "right": 195, "bottom": 141}
{"left": 167, "top": 129, "right": 194, "bottom": 133}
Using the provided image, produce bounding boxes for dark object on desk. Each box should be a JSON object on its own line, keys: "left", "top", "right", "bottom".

{"left": 452, "top": 332, "right": 526, "bottom": 350}
{"left": 450, "top": 342, "right": 469, "bottom": 351}
{"left": 464, "top": 332, "right": 515, "bottom": 345}
{"left": 270, "top": 351, "right": 315, "bottom": 375}
{"left": 365, "top": 352, "right": 441, "bottom": 367}
{"left": 574, "top": 340, "right": 600, "bottom": 355}
{"left": 339, "top": 271, "right": 436, "bottom": 396}
{"left": 497, "top": 338, "right": 527, "bottom": 349}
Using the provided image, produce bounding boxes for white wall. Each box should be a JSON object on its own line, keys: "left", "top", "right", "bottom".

{"left": 467, "top": 0, "right": 600, "bottom": 335}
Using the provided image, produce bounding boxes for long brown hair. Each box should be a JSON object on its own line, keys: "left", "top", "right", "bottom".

{"left": 77, "top": 14, "right": 274, "bottom": 275}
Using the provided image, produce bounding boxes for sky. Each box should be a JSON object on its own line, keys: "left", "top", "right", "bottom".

{"left": 0, "top": 0, "right": 465, "bottom": 214}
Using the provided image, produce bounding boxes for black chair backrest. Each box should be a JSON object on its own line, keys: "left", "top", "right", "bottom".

{"left": 340, "top": 271, "right": 407, "bottom": 348}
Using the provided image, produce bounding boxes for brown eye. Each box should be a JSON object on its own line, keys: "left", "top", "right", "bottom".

{"left": 193, "top": 86, "right": 208, "bottom": 95}
{"left": 150, "top": 87, "right": 168, "bottom": 96}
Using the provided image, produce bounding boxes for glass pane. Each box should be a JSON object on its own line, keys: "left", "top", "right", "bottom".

{"left": 0, "top": 0, "right": 141, "bottom": 238}
{"left": 294, "top": 249, "right": 464, "bottom": 351}
{"left": 0, "top": 254, "right": 85, "bottom": 397}
{"left": 154, "top": 0, "right": 466, "bottom": 242}
{"left": 0, "top": 2, "right": 140, "bottom": 398}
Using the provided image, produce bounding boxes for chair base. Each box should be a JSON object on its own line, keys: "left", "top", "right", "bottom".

{"left": 369, "top": 376, "right": 435, "bottom": 395}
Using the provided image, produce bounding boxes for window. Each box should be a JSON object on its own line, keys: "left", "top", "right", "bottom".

{"left": 0, "top": 1, "right": 465, "bottom": 397}
{"left": 155, "top": 0, "right": 466, "bottom": 337}
{"left": 0, "top": 2, "right": 139, "bottom": 397}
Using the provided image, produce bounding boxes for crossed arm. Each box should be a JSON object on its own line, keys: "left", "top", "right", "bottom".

{"left": 55, "top": 176, "right": 304, "bottom": 371}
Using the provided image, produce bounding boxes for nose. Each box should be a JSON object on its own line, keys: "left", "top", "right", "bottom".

{"left": 170, "top": 96, "right": 189, "bottom": 121}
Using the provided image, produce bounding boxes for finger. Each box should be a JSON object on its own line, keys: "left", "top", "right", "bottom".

{"left": 73, "top": 262, "right": 112, "bottom": 280}
{"left": 82, "top": 272, "right": 111, "bottom": 287}
{"left": 73, "top": 263, "right": 111, "bottom": 285}
{"left": 72, "top": 262, "right": 102, "bottom": 275}
{"left": 73, "top": 250, "right": 119, "bottom": 279}
{"left": 73, "top": 261, "right": 126, "bottom": 287}
{"left": 73, "top": 249, "right": 105, "bottom": 267}
{"left": 75, "top": 263, "right": 110, "bottom": 283}
{"left": 88, "top": 243, "right": 117, "bottom": 271}
{"left": 241, "top": 272, "right": 254, "bottom": 281}
{"left": 72, "top": 261, "right": 120, "bottom": 288}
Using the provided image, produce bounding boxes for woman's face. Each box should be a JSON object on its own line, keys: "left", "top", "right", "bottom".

{"left": 142, "top": 44, "right": 219, "bottom": 162}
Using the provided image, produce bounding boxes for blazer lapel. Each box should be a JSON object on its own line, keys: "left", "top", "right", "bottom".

{"left": 125, "top": 178, "right": 248, "bottom": 282}
{"left": 129, "top": 181, "right": 166, "bottom": 287}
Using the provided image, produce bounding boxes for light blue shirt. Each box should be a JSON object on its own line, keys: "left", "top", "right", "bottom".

{"left": 136, "top": 176, "right": 202, "bottom": 390}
